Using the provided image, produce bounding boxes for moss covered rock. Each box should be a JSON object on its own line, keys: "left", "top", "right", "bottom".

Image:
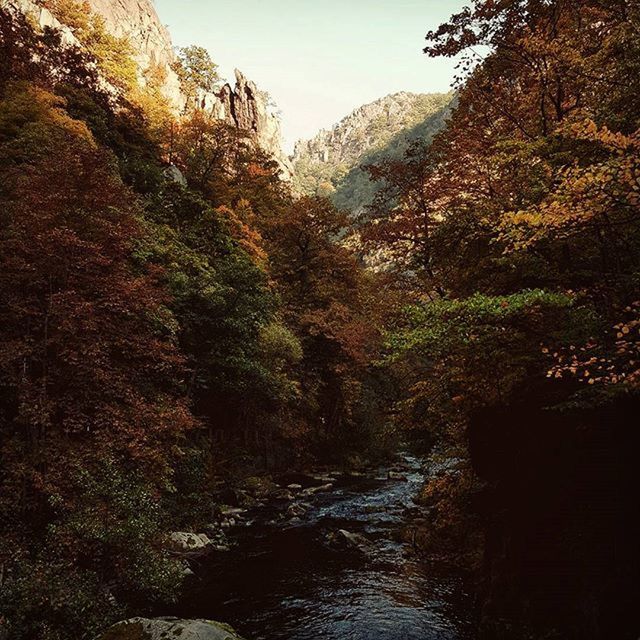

{"left": 96, "top": 617, "right": 245, "bottom": 640}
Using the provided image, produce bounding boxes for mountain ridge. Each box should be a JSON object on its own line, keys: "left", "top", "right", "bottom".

{"left": 292, "top": 91, "right": 454, "bottom": 210}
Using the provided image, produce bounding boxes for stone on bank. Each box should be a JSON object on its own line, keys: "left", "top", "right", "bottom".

{"left": 95, "top": 617, "right": 245, "bottom": 640}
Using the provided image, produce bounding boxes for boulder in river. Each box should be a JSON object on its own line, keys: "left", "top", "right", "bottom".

{"left": 95, "top": 617, "right": 245, "bottom": 640}
{"left": 239, "top": 475, "right": 278, "bottom": 499}
{"left": 216, "top": 487, "right": 258, "bottom": 508}
{"left": 270, "top": 488, "right": 295, "bottom": 501}
{"left": 301, "top": 482, "right": 334, "bottom": 497}
{"left": 286, "top": 502, "right": 308, "bottom": 519}
{"left": 312, "top": 474, "right": 337, "bottom": 484}
{"left": 218, "top": 505, "right": 247, "bottom": 517}
{"left": 325, "top": 529, "right": 370, "bottom": 552}
{"left": 388, "top": 471, "right": 408, "bottom": 481}
{"left": 167, "top": 532, "right": 229, "bottom": 556}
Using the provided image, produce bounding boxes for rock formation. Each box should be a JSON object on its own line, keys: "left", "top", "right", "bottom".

{"left": 86, "top": 0, "right": 173, "bottom": 69}
{"left": 293, "top": 92, "right": 451, "bottom": 173}
{"left": 216, "top": 69, "right": 292, "bottom": 177}
{"left": 2, "top": 0, "right": 82, "bottom": 47}
{"left": 4, "top": 0, "right": 291, "bottom": 177}
{"left": 82, "top": 0, "right": 291, "bottom": 176}
{"left": 85, "top": 0, "right": 183, "bottom": 107}
{"left": 95, "top": 618, "right": 245, "bottom": 640}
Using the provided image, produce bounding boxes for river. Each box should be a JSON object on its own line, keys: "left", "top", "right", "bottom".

{"left": 173, "top": 453, "right": 476, "bottom": 640}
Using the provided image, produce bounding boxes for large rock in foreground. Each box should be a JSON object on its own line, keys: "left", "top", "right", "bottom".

{"left": 96, "top": 617, "right": 245, "bottom": 640}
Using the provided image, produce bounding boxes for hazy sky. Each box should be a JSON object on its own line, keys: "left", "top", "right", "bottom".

{"left": 154, "top": 0, "right": 468, "bottom": 151}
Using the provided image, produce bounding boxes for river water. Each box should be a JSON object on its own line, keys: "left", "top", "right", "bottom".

{"left": 175, "top": 454, "right": 476, "bottom": 640}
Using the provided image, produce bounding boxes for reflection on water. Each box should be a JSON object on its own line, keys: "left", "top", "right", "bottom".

{"left": 173, "top": 455, "right": 476, "bottom": 640}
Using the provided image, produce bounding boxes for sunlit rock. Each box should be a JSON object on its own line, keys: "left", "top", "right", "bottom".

{"left": 95, "top": 617, "right": 245, "bottom": 640}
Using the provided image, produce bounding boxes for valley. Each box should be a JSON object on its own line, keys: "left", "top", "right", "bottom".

{"left": 0, "top": 2, "right": 638, "bottom": 640}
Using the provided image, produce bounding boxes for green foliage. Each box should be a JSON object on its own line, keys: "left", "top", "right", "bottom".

{"left": 384, "top": 290, "right": 596, "bottom": 427}
{"left": 163, "top": 440, "right": 214, "bottom": 528}
{"left": 387, "top": 290, "right": 580, "bottom": 360}
{"left": 141, "top": 183, "right": 289, "bottom": 420}
{"left": 172, "top": 45, "right": 220, "bottom": 107}
{"left": 1, "top": 462, "right": 182, "bottom": 640}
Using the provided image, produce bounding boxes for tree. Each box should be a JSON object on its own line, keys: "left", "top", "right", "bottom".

{"left": 0, "top": 82, "right": 195, "bottom": 640}
{"left": 44, "top": 0, "right": 138, "bottom": 91}
{"left": 264, "top": 197, "right": 391, "bottom": 458}
{"left": 365, "top": 6, "right": 640, "bottom": 627}
{"left": 362, "top": 141, "right": 447, "bottom": 296}
{"left": 172, "top": 45, "right": 220, "bottom": 109}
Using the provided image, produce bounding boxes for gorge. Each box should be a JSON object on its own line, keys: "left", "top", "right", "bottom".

{"left": 0, "top": 2, "right": 638, "bottom": 640}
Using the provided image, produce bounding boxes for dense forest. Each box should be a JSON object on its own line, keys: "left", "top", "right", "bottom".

{"left": 0, "top": 1, "right": 639, "bottom": 640}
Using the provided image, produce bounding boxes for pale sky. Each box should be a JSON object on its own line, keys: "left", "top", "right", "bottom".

{"left": 154, "top": 0, "right": 468, "bottom": 152}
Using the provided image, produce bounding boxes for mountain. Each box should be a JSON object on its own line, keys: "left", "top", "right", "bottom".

{"left": 292, "top": 91, "right": 454, "bottom": 212}
{"left": 7, "top": 0, "right": 292, "bottom": 176}
{"left": 86, "top": 0, "right": 176, "bottom": 85}
{"left": 84, "top": 1, "right": 291, "bottom": 173}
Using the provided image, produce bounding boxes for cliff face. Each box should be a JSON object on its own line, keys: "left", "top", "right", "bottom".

{"left": 86, "top": 0, "right": 173, "bottom": 69}
{"left": 293, "top": 92, "right": 450, "bottom": 170}
{"left": 85, "top": 0, "right": 183, "bottom": 107}
{"left": 31, "top": 0, "right": 292, "bottom": 177}
{"left": 292, "top": 92, "right": 453, "bottom": 210}
{"left": 2, "top": 0, "right": 82, "bottom": 47}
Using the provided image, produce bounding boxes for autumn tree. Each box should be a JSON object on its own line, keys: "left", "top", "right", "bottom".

{"left": 264, "top": 197, "right": 392, "bottom": 458}
{"left": 172, "top": 45, "right": 220, "bottom": 110}
{"left": 365, "top": 2, "right": 640, "bottom": 610}
{"left": 361, "top": 141, "right": 448, "bottom": 296}
{"left": 0, "top": 82, "right": 195, "bottom": 640}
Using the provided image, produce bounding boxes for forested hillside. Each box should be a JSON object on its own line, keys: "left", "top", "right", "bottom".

{"left": 292, "top": 91, "right": 453, "bottom": 212}
{"left": 362, "top": 1, "right": 640, "bottom": 637}
{"left": 0, "top": 1, "right": 638, "bottom": 639}
{"left": 0, "top": 3, "right": 394, "bottom": 638}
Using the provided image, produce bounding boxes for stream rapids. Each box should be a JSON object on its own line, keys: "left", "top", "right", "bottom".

{"left": 172, "top": 453, "right": 476, "bottom": 640}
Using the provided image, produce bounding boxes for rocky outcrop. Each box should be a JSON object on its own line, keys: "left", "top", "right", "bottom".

{"left": 163, "top": 164, "right": 187, "bottom": 186}
{"left": 86, "top": 0, "right": 173, "bottom": 68}
{"left": 2, "top": 0, "right": 83, "bottom": 47}
{"left": 8, "top": 0, "right": 291, "bottom": 177}
{"left": 293, "top": 92, "right": 438, "bottom": 168}
{"left": 96, "top": 617, "right": 245, "bottom": 640}
{"left": 83, "top": 2, "right": 291, "bottom": 177}
{"left": 387, "top": 470, "right": 408, "bottom": 481}
{"left": 214, "top": 70, "right": 293, "bottom": 179}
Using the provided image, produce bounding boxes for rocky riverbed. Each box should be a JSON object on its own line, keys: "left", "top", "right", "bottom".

{"left": 165, "top": 453, "right": 476, "bottom": 640}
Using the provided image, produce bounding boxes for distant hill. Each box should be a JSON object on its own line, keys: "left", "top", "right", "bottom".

{"left": 292, "top": 92, "right": 454, "bottom": 212}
